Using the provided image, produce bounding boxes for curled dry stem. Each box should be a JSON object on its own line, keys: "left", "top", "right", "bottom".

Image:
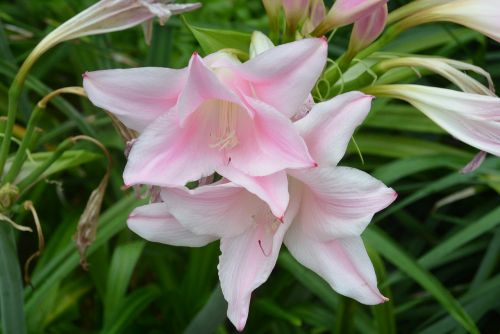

{"left": 23, "top": 200, "right": 44, "bottom": 286}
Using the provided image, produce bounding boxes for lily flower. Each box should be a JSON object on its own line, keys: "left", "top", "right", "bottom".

{"left": 365, "top": 85, "right": 500, "bottom": 156}
{"left": 84, "top": 38, "right": 328, "bottom": 217}
{"left": 128, "top": 91, "right": 396, "bottom": 330}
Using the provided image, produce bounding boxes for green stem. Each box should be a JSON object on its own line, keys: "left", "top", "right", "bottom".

{"left": 17, "top": 138, "right": 73, "bottom": 191}
{"left": 387, "top": 0, "right": 443, "bottom": 25}
{"left": 183, "top": 285, "right": 227, "bottom": 334}
{"left": 0, "top": 222, "right": 27, "bottom": 334}
{"left": 4, "top": 106, "right": 43, "bottom": 184}
{"left": 0, "top": 48, "right": 44, "bottom": 182}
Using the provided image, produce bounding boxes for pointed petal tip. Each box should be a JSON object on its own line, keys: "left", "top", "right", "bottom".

{"left": 82, "top": 71, "right": 89, "bottom": 79}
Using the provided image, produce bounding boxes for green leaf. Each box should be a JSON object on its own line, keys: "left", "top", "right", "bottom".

{"left": 24, "top": 196, "right": 146, "bottom": 315}
{"left": 255, "top": 299, "right": 302, "bottom": 327}
{"left": 182, "top": 17, "right": 251, "bottom": 56}
{"left": 364, "top": 227, "right": 480, "bottom": 334}
{"left": 102, "top": 286, "right": 161, "bottom": 334}
{"left": 348, "top": 134, "right": 471, "bottom": 159}
{"left": 367, "top": 247, "right": 396, "bottom": 334}
{"left": 104, "top": 241, "right": 145, "bottom": 325}
{"left": 184, "top": 285, "right": 227, "bottom": 334}
{"left": 418, "top": 206, "right": 500, "bottom": 269}
{"left": 0, "top": 223, "right": 27, "bottom": 334}
{"left": 8, "top": 150, "right": 100, "bottom": 184}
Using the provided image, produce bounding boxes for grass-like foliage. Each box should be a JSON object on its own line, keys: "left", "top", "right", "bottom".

{"left": 0, "top": 0, "right": 499, "bottom": 333}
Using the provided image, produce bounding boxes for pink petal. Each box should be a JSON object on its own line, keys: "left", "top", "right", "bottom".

{"left": 83, "top": 67, "right": 186, "bottom": 132}
{"left": 176, "top": 53, "right": 241, "bottom": 124}
{"left": 219, "top": 193, "right": 302, "bottom": 331}
{"left": 284, "top": 231, "right": 388, "bottom": 304}
{"left": 217, "top": 166, "right": 289, "bottom": 218}
{"left": 123, "top": 111, "right": 224, "bottom": 187}
{"left": 350, "top": 4, "right": 387, "bottom": 52}
{"left": 230, "top": 96, "right": 316, "bottom": 175}
{"left": 294, "top": 91, "right": 373, "bottom": 166}
{"left": 160, "top": 183, "right": 264, "bottom": 238}
{"left": 289, "top": 166, "right": 396, "bottom": 239}
{"left": 127, "top": 203, "right": 216, "bottom": 247}
{"left": 234, "top": 38, "right": 327, "bottom": 119}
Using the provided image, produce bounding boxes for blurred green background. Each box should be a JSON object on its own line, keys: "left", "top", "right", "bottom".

{"left": 0, "top": 0, "right": 499, "bottom": 333}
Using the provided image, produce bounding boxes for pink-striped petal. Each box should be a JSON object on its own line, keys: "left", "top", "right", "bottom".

{"left": 229, "top": 96, "right": 316, "bottom": 175}
{"left": 234, "top": 38, "right": 327, "bottom": 119}
{"left": 123, "top": 111, "right": 224, "bottom": 187}
{"left": 284, "top": 231, "right": 388, "bottom": 304}
{"left": 160, "top": 183, "right": 264, "bottom": 238}
{"left": 217, "top": 166, "right": 289, "bottom": 218}
{"left": 289, "top": 166, "right": 396, "bottom": 239}
{"left": 127, "top": 203, "right": 216, "bottom": 247}
{"left": 83, "top": 67, "right": 186, "bottom": 132}
{"left": 176, "top": 53, "right": 241, "bottom": 124}
{"left": 294, "top": 91, "right": 373, "bottom": 166}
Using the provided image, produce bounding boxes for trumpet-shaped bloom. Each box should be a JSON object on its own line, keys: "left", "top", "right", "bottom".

{"left": 84, "top": 38, "right": 328, "bottom": 217}
{"left": 367, "top": 85, "right": 500, "bottom": 156}
{"left": 127, "top": 91, "right": 396, "bottom": 330}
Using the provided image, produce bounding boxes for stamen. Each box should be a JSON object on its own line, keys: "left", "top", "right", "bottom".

{"left": 209, "top": 100, "right": 239, "bottom": 150}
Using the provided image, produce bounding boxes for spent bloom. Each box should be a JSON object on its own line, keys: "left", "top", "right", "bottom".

{"left": 84, "top": 38, "right": 328, "bottom": 217}
{"left": 32, "top": 0, "right": 201, "bottom": 57}
{"left": 128, "top": 91, "right": 396, "bottom": 330}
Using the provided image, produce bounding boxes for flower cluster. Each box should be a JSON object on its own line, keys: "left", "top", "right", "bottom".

{"left": 84, "top": 37, "right": 396, "bottom": 329}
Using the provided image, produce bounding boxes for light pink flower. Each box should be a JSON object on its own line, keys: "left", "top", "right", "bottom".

{"left": 84, "top": 38, "right": 328, "bottom": 217}
{"left": 128, "top": 91, "right": 396, "bottom": 330}
{"left": 366, "top": 84, "right": 500, "bottom": 156}
{"left": 313, "top": 0, "right": 388, "bottom": 35}
{"left": 349, "top": 4, "right": 387, "bottom": 52}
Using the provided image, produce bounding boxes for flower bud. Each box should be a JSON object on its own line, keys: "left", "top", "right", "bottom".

{"left": 283, "top": 0, "right": 309, "bottom": 33}
{"left": 249, "top": 31, "right": 275, "bottom": 58}
{"left": 349, "top": 4, "right": 387, "bottom": 53}
{"left": 313, "top": 0, "right": 387, "bottom": 36}
{"left": 302, "top": 0, "right": 326, "bottom": 35}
